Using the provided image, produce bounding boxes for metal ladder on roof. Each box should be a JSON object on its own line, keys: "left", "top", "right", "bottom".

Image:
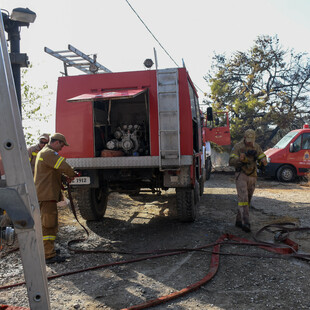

{"left": 0, "top": 13, "right": 50, "bottom": 309}
{"left": 44, "top": 44, "right": 112, "bottom": 75}
{"left": 157, "top": 68, "right": 181, "bottom": 169}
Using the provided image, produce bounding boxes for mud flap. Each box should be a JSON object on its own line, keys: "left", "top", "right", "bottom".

{"left": 163, "top": 166, "right": 191, "bottom": 187}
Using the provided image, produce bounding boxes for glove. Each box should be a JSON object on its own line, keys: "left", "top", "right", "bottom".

{"left": 245, "top": 150, "right": 257, "bottom": 158}
{"left": 66, "top": 176, "right": 75, "bottom": 183}
{"left": 240, "top": 153, "right": 248, "bottom": 163}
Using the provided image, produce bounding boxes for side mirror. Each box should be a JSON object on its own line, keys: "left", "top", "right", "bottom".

{"left": 289, "top": 143, "right": 294, "bottom": 152}
{"left": 206, "top": 107, "right": 213, "bottom": 121}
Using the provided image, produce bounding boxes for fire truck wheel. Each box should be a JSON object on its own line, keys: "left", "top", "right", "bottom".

{"left": 205, "top": 157, "right": 212, "bottom": 181}
{"left": 74, "top": 187, "right": 108, "bottom": 221}
{"left": 276, "top": 165, "right": 296, "bottom": 182}
{"left": 199, "top": 177, "right": 205, "bottom": 196}
{"left": 128, "top": 189, "right": 141, "bottom": 197}
{"left": 176, "top": 187, "right": 197, "bottom": 222}
{"left": 194, "top": 180, "right": 200, "bottom": 203}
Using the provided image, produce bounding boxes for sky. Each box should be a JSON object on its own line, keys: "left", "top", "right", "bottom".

{"left": 1, "top": 0, "right": 310, "bottom": 135}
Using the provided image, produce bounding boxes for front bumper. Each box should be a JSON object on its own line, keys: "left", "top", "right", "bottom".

{"left": 264, "top": 163, "right": 282, "bottom": 177}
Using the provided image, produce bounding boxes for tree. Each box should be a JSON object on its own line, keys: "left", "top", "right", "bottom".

{"left": 205, "top": 35, "right": 310, "bottom": 149}
{"left": 21, "top": 66, "right": 52, "bottom": 145}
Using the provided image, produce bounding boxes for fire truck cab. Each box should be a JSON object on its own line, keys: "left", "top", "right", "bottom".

{"left": 265, "top": 124, "right": 310, "bottom": 182}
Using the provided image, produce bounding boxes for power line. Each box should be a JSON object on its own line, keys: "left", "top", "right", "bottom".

{"left": 125, "top": 0, "right": 179, "bottom": 67}
{"left": 194, "top": 83, "right": 207, "bottom": 96}
{"left": 125, "top": 0, "right": 207, "bottom": 97}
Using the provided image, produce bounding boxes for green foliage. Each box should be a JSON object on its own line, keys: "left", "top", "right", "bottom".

{"left": 21, "top": 66, "right": 52, "bottom": 145}
{"left": 205, "top": 35, "right": 310, "bottom": 149}
{"left": 210, "top": 141, "right": 225, "bottom": 153}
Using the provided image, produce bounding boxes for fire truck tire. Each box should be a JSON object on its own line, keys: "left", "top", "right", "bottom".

{"left": 276, "top": 165, "right": 296, "bottom": 182}
{"left": 176, "top": 187, "right": 197, "bottom": 222}
{"left": 199, "top": 177, "right": 204, "bottom": 196}
{"left": 129, "top": 189, "right": 141, "bottom": 197}
{"left": 194, "top": 180, "right": 200, "bottom": 203}
{"left": 205, "top": 157, "right": 212, "bottom": 181}
{"left": 74, "top": 187, "right": 108, "bottom": 221}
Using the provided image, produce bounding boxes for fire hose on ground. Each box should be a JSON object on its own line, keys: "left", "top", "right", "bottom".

{"left": 1, "top": 183, "right": 310, "bottom": 309}
{"left": 1, "top": 227, "right": 310, "bottom": 310}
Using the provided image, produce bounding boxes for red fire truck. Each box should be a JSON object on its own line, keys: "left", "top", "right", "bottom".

{"left": 203, "top": 108, "right": 231, "bottom": 147}
{"left": 265, "top": 124, "right": 310, "bottom": 182}
{"left": 48, "top": 46, "right": 229, "bottom": 222}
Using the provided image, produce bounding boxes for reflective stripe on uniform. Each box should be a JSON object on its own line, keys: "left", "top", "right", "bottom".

{"left": 43, "top": 235, "right": 56, "bottom": 241}
{"left": 258, "top": 153, "right": 266, "bottom": 160}
{"left": 30, "top": 151, "right": 38, "bottom": 161}
{"left": 37, "top": 152, "right": 43, "bottom": 162}
{"left": 238, "top": 202, "right": 248, "bottom": 206}
{"left": 54, "top": 157, "right": 65, "bottom": 169}
{"left": 230, "top": 154, "right": 239, "bottom": 159}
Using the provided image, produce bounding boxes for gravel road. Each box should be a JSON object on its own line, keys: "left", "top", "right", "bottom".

{"left": 1, "top": 172, "right": 310, "bottom": 310}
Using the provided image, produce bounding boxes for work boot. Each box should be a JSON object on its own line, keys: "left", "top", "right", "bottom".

{"left": 235, "top": 220, "right": 242, "bottom": 228}
{"left": 46, "top": 254, "right": 66, "bottom": 264}
{"left": 242, "top": 223, "right": 251, "bottom": 233}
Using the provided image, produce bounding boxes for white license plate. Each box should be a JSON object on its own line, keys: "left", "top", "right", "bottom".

{"left": 70, "top": 176, "right": 91, "bottom": 185}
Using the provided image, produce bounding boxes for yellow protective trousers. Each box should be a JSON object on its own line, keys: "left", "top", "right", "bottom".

{"left": 235, "top": 172, "right": 257, "bottom": 225}
{"left": 39, "top": 201, "right": 58, "bottom": 259}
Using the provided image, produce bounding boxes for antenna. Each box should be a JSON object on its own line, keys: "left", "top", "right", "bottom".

{"left": 154, "top": 47, "right": 158, "bottom": 70}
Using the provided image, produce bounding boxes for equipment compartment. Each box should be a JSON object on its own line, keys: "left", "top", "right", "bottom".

{"left": 93, "top": 90, "right": 150, "bottom": 157}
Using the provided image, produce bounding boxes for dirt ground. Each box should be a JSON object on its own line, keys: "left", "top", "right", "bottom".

{"left": 1, "top": 172, "right": 310, "bottom": 310}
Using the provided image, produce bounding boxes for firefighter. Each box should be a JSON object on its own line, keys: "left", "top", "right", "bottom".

{"left": 34, "top": 133, "right": 77, "bottom": 264}
{"left": 0, "top": 135, "right": 50, "bottom": 228}
{"left": 229, "top": 129, "right": 267, "bottom": 232}
{"left": 28, "top": 133, "right": 50, "bottom": 175}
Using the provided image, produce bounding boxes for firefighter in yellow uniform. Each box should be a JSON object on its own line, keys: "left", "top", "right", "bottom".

{"left": 34, "top": 133, "right": 77, "bottom": 264}
{"left": 28, "top": 133, "right": 50, "bottom": 174}
{"left": 229, "top": 129, "right": 267, "bottom": 232}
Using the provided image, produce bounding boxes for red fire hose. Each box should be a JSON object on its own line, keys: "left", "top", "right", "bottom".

{"left": 2, "top": 185, "right": 309, "bottom": 309}
{"left": 1, "top": 230, "right": 309, "bottom": 310}
{"left": 121, "top": 233, "right": 302, "bottom": 310}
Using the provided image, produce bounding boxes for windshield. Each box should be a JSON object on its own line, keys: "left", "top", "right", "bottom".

{"left": 273, "top": 131, "right": 299, "bottom": 149}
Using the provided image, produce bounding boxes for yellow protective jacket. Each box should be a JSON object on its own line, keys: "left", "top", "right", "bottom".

{"left": 28, "top": 144, "right": 41, "bottom": 174}
{"left": 34, "top": 145, "right": 76, "bottom": 202}
{"left": 229, "top": 140, "right": 266, "bottom": 177}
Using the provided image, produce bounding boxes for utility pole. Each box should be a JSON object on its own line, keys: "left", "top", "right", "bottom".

{"left": 0, "top": 8, "right": 50, "bottom": 309}
{"left": 1, "top": 7, "right": 36, "bottom": 115}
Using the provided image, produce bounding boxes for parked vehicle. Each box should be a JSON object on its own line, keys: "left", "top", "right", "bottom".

{"left": 265, "top": 124, "right": 310, "bottom": 182}
{"left": 203, "top": 108, "right": 231, "bottom": 147}
{"left": 201, "top": 108, "right": 231, "bottom": 179}
{"left": 54, "top": 67, "right": 207, "bottom": 222}
{"left": 48, "top": 45, "right": 230, "bottom": 222}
